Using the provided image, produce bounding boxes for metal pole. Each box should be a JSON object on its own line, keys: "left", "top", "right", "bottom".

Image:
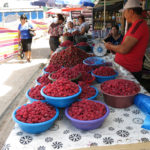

{"left": 104, "top": 0, "right": 106, "bottom": 29}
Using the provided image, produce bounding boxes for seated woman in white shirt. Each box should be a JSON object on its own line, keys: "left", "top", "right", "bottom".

{"left": 67, "top": 21, "right": 76, "bottom": 33}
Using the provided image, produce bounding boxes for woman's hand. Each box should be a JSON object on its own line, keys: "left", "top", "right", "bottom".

{"left": 104, "top": 42, "right": 112, "bottom": 50}
{"left": 29, "top": 28, "right": 36, "bottom": 31}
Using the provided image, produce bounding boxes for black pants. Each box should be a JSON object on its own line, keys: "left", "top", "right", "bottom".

{"left": 49, "top": 36, "right": 59, "bottom": 52}
{"left": 131, "top": 71, "right": 142, "bottom": 82}
{"left": 21, "top": 38, "right": 32, "bottom": 52}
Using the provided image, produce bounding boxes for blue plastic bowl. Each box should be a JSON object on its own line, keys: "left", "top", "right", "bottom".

{"left": 12, "top": 104, "right": 59, "bottom": 134}
{"left": 41, "top": 85, "right": 82, "bottom": 108}
{"left": 26, "top": 89, "right": 46, "bottom": 103}
{"left": 88, "top": 86, "right": 99, "bottom": 100}
{"left": 91, "top": 71, "right": 118, "bottom": 83}
{"left": 83, "top": 57, "right": 105, "bottom": 67}
{"left": 42, "top": 67, "right": 49, "bottom": 74}
{"left": 78, "top": 86, "right": 99, "bottom": 100}
{"left": 65, "top": 100, "right": 109, "bottom": 130}
{"left": 35, "top": 77, "right": 41, "bottom": 85}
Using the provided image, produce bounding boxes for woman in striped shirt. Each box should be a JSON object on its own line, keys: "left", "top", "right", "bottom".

{"left": 48, "top": 14, "right": 64, "bottom": 56}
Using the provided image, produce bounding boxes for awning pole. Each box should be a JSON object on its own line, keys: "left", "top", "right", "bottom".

{"left": 104, "top": 0, "right": 106, "bottom": 30}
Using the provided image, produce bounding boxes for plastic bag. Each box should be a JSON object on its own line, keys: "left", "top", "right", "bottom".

{"left": 134, "top": 93, "right": 150, "bottom": 130}
{"left": 141, "top": 115, "right": 150, "bottom": 130}
{"left": 134, "top": 93, "right": 150, "bottom": 115}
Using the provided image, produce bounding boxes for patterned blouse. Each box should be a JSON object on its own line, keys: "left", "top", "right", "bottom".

{"left": 48, "top": 23, "right": 63, "bottom": 37}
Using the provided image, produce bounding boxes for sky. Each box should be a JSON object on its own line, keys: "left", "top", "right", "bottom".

{"left": 0, "top": 0, "right": 38, "bottom": 8}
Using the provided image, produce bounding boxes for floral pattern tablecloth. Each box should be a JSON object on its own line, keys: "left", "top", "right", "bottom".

{"left": 3, "top": 55, "right": 150, "bottom": 150}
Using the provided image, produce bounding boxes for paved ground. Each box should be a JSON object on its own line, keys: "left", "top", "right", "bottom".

{"left": 0, "top": 36, "right": 50, "bottom": 148}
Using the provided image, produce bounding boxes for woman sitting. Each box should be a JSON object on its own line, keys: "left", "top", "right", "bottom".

{"left": 104, "top": 25, "right": 123, "bottom": 45}
{"left": 78, "top": 15, "right": 90, "bottom": 35}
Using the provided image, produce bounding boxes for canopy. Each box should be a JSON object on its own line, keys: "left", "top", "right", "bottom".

{"left": 31, "top": 0, "right": 95, "bottom": 7}
{"left": 95, "top": 0, "right": 123, "bottom": 6}
{"left": 55, "top": 0, "right": 95, "bottom": 6}
{"left": 61, "top": 7, "right": 83, "bottom": 12}
{"left": 94, "top": 1, "right": 123, "bottom": 11}
{"left": 46, "top": 8, "right": 69, "bottom": 15}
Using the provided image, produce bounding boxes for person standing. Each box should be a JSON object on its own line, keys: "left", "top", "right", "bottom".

{"left": 18, "top": 14, "right": 35, "bottom": 62}
{"left": 105, "top": 0, "right": 149, "bottom": 82}
{"left": 48, "top": 14, "right": 64, "bottom": 56}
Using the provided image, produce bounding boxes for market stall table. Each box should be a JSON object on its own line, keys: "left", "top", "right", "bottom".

{"left": 3, "top": 55, "right": 150, "bottom": 150}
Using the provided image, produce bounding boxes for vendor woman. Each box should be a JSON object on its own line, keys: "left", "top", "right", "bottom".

{"left": 48, "top": 14, "right": 64, "bottom": 56}
{"left": 104, "top": 0, "right": 149, "bottom": 82}
{"left": 78, "top": 15, "right": 90, "bottom": 35}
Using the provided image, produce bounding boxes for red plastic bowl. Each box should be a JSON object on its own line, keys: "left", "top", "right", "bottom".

{"left": 100, "top": 80, "right": 140, "bottom": 108}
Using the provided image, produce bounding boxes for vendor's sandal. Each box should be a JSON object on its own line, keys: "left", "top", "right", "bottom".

{"left": 27, "top": 58, "right": 31, "bottom": 63}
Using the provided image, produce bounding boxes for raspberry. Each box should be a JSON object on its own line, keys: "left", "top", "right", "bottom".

{"left": 72, "top": 64, "right": 93, "bottom": 73}
{"left": 15, "top": 101, "right": 56, "bottom": 123}
{"left": 101, "top": 79, "right": 140, "bottom": 96}
{"left": 93, "top": 66, "right": 116, "bottom": 76}
{"left": 79, "top": 71, "right": 93, "bottom": 82}
{"left": 78, "top": 81, "right": 96, "bottom": 99}
{"left": 37, "top": 74, "right": 52, "bottom": 85}
{"left": 43, "top": 78, "right": 79, "bottom": 97}
{"left": 29, "top": 84, "right": 45, "bottom": 100}
{"left": 51, "top": 67, "right": 80, "bottom": 80}
{"left": 45, "top": 64, "right": 61, "bottom": 73}
{"left": 50, "top": 46, "right": 93, "bottom": 67}
{"left": 68, "top": 99, "right": 106, "bottom": 121}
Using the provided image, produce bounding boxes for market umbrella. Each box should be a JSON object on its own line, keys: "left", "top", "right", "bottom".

{"left": 39, "top": 0, "right": 48, "bottom": 2}
{"left": 46, "top": 0, "right": 56, "bottom": 7}
{"left": 31, "top": 1, "right": 46, "bottom": 6}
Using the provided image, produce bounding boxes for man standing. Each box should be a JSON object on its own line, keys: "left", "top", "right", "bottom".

{"left": 105, "top": 0, "right": 149, "bottom": 81}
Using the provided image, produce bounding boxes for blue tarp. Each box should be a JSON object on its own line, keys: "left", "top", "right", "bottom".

{"left": 31, "top": 12, "right": 37, "bottom": 19}
{"left": 38, "top": 11, "right": 43, "bottom": 19}
{"left": 0, "top": 13, "right": 2, "bottom": 22}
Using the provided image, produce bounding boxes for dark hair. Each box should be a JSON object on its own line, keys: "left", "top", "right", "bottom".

{"left": 112, "top": 25, "right": 119, "bottom": 31}
{"left": 57, "top": 14, "right": 64, "bottom": 22}
{"left": 78, "top": 15, "right": 85, "bottom": 22}
{"left": 129, "top": 7, "right": 143, "bottom": 15}
{"left": 68, "top": 21, "right": 73, "bottom": 25}
{"left": 20, "top": 14, "right": 27, "bottom": 20}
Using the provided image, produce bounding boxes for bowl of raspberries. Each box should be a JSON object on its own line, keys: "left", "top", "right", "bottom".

{"left": 35, "top": 74, "right": 52, "bottom": 85}
{"left": 100, "top": 79, "right": 140, "bottom": 108}
{"left": 26, "top": 84, "right": 46, "bottom": 103}
{"left": 91, "top": 66, "right": 118, "bottom": 83}
{"left": 65, "top": 99, "right": 109, "bottom": 130}
{"left": 78, "top": 82, "right": 99, "bottom": 100}
{"left": 43, "top": 64, "right": 62, "bottom": 74}
{"left": 49, "top": 67, "right": 81, "bottom": 83}
{"left": 12, "top": 101, "right": 59, "bottom": 134}
{"left": 41, "top": 78, "right": 82, "bottom": 108}
{"left": 83, "top": 57, "right": 105, "bottom": 68}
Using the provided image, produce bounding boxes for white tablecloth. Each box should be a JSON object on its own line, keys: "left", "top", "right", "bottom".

{"left": 3, "top": 55, "right": 150, "bottom": 150}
